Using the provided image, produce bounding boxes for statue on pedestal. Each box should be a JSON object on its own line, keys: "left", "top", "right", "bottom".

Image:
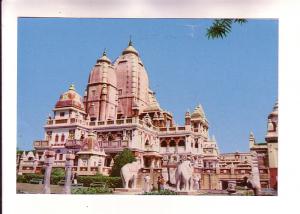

{"left": 175, "top": 160, "right": 194, "bottom": 191}
{"left": 143, "top": 175, "right": 151, "bottom": 193}
{"left": 120, "top": 158, "right": 142, "bottom": 189}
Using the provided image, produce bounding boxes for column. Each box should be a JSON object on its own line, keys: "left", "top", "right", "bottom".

{"left": 251, "top": 151, "right": 261, "bottom": 189}
{"left": 63, "top": 153, "right": 75, "bottom": 194}
{"left": 42, "top": 150, "right": 55, "bottom": 194}
{"left": 166, "top": 139, "right": 170, "bottom": 153}
{"left": 175, "top": 139, "right": 179, "bottom": 153}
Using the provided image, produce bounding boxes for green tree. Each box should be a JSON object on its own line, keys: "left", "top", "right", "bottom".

{"left": 206, "top": 19, "right": 247, "bottom": 39}
{"left": 51, "top": 168, "right": 65, "bottom": 177}
{"left": 110, "top": 148, "right": 136, "bottom": 177}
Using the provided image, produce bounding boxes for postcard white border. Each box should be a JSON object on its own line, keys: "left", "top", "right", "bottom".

{"left": 2, "top": 0, "right": 300, "bottom": 214}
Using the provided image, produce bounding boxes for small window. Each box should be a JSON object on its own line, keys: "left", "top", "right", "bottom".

{"left": 179, "top": 140, "right": 185, "bottom": 147}
{"left": 118, "top": 89, "right": 122, "bottom": 95}
{"left": 161, "top": 141, "right": 167, "bottom": 147}
{"left": 170, "top": 140, "right": 176, "bottom": 147}
{"left": 59, "top": 154, "right": 63, "bottom": 160}
{"left": 55, "top": 134, "right": 59, "bottom": 142}
{"left": 61, "top": 134, "right": 65, "bottom": 142}
{"left": 60, "top": 112, "right": 65, "bottom": 117}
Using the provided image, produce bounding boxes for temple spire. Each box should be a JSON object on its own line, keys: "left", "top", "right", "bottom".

{"left": 128, "top": 35, "right": 133, "bottom": 46}
{"left": 69, "top": 84, "right": 75, "bottom": 91}
{"left": 102, "top": 48, "right": 107, "bottom": 56}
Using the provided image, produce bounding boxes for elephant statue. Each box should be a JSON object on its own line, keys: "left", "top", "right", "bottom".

{"left": 120, "top": 159, "right": 142, "bottom": 189}
{"left": 175, "top": 160, "right": 194, "bottom": 191}
{"left": 243, "top": 176, "right": 261, "bottom": 196}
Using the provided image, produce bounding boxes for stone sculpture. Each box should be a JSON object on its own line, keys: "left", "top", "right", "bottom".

{"left": 175, "top": 160, "right": 193, "bottom": 191}
{"left": 192, "top": 174, "right": 201, "bottom": 190}
{"left": 120, "top": 159, "right": 142, "bottom": 189}
{"left": 143, "top": 174, "right": 151, "bottom": 193}
{"left": 243, "top": 175, "right": 261, "bottom": 196}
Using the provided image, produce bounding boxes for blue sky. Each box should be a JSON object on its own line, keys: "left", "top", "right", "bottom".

{"left": 17, "top": 18, "right": 278, "bottom": 153}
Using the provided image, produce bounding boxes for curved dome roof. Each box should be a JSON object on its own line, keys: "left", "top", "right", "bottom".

{"left": 55, "top": 84, "right": 85, "bottom": 111}
{"left": 122, "top": 40, "right": 139, "bottom": 56}
{"left": 96, "top": 50, "right": 111, "bottom": 64}
{"left": 89, "top": 51, "right": 116, "bottom": 86}
{"left": 81, "top": 132, "right": 99, "bottom": 151}
{"left": 191, "top": 104, "right": 206, "bottom": 119}
{"left": 79, "top": 132, "right": 106, "bottom": 156}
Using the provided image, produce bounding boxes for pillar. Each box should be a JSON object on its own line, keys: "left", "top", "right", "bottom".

{"left": 251, "top": 151, "right": 261, "bottom": 189}
{"left": 42, "top": 150, "right": 55, "bottom": 194}
{"left": 175, "top": 139, "right": 179, "bottom": 153}
{"left": 63, "top": 153, "right": 75, "bottom": 194}
{"left": 166, "top": 139, "right": 170, "bottom": 153}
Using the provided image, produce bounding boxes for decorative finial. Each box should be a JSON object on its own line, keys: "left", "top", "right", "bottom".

{"left": 69, "top": 84, "right": 75, "bottom": 91}
{"left": 128, "top": 35, "right": 133, "bottom": 46}
{"left": 103, "top": 48, "right": 107, "bottom": 56}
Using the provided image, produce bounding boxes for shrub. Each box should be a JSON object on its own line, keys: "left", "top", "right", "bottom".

{"left": 16, "top": 173, "right": 64, "bottom": 185}
{"left": 77, "top": 175, "right": 122, "bottom": 188}
{"left": 51, "top": 175, "right": 65, "bottom": 185}
{"left": 17, "top": 175, "right": 27, "bottom": 183}
{"left": 51, "top": 168, "right": 65, "bottom": 177}
{"left": 71, "top": 187, "right": 113, "bottom": 194}
{"left": 24, "top": 173, "right": 44, "bottom": 183}
{"left": 110, "top": 148, "right": 136, "bottom": 177}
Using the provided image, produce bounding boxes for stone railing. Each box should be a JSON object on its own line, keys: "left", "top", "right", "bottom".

{"left": 99, "top": 140, "right": 128, "bottom": 148}
{"left": 46, "top": 117, "right": 162, "bottom": 132}
{"left": 159, "top": 126, "right": 187, "bottom": 133}
{"left": 21, "top": 161, "right": 35, "bottom": 167}
{"left": 46, "top": 118, "right": 88, "bottom": 126}
{"left": 53, "top": 161, "right": 65, "bottom": 167}
{"left": 65, "top": 139, "right": 83, "bottom": 148}
{"left": 33, "top": 140, "right": 50, "bottom": 149}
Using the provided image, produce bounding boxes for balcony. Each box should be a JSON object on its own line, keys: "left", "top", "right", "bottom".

{"left": 159, "top": 126, "right": 187, "bottom": 134}
{"left": 99, "top": 140, "right": 128, "bottom": 149}
{"left": 65, "top": 140, "right": 83, "bottom": 148}
{"left": 46, "top": 118, "right": 88, "bottom": 127}
{"left": 34, "top": 140, "right": 50, "bottom": 149}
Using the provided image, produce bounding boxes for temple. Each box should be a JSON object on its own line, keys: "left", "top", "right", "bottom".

{"left": 17, "top": 41, "right": 278, "bottom": 190}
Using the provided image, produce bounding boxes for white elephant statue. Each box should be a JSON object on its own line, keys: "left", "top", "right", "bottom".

{"left": 175, "top": 160, "right": 194, "bottom": 191}
{"left": 120, "top": 159, "right": 142, "bottom": 189}
{"left": 243, "top": 176, "right": 261, "bottom": 196}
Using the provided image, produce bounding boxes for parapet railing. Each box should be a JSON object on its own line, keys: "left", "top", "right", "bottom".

{"left": 45, "top": 117, "right": 159, "bottom": 130}
{"left": 33, "top": 140, "right": 50, "bottom": 148}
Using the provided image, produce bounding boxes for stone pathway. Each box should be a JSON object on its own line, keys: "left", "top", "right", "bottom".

{"left": 17, "top": 183, "right": 64, "bottom": 194}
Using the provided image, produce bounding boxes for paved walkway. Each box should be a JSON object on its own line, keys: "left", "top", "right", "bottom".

{"left": 17, "top": 183, "right": 64, "bottom": 194}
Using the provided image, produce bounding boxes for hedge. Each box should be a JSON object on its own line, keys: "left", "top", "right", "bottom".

{"left": 17, "top": 174, "right": 64, "bottom": 185}
{"left": 17, "top": 174, "right": 122, "bottom": 188}
{"left": 77, "top": 175, "right": 122, "bottom": 188}
{"left": 72, "top": 187, "right": 113, "bottom": 194}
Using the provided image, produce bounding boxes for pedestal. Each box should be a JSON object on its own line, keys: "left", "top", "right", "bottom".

{"left": 113, "top": 188, "right": 143, "bottom": 195}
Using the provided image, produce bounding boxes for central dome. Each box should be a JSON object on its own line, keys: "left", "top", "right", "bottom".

{"left": 55, "top": 84, "right": 85, "bottom": 111}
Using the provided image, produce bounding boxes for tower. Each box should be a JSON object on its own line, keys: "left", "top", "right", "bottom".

{"left": 84, "top": 50, "right": 118, "bottom": 121}
{"left": 114, "top": 40, "right": 151, "bottom": 118}
{"left": 265, "top": 100, "right": 278, "bottom": 189}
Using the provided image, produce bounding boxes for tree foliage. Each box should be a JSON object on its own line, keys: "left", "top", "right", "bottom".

{"left": 206, "top": 19, "right": 247, "bottom": 39}
{"left": 110, "top": 148, "right": 136, "bottom": 177}
{"left": 51, "top": 168, "right": 65, "bottom": 177}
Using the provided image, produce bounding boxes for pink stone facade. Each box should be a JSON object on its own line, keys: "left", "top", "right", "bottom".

{"left": 17, "top": 41, "right": 278, "bottom": 190}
